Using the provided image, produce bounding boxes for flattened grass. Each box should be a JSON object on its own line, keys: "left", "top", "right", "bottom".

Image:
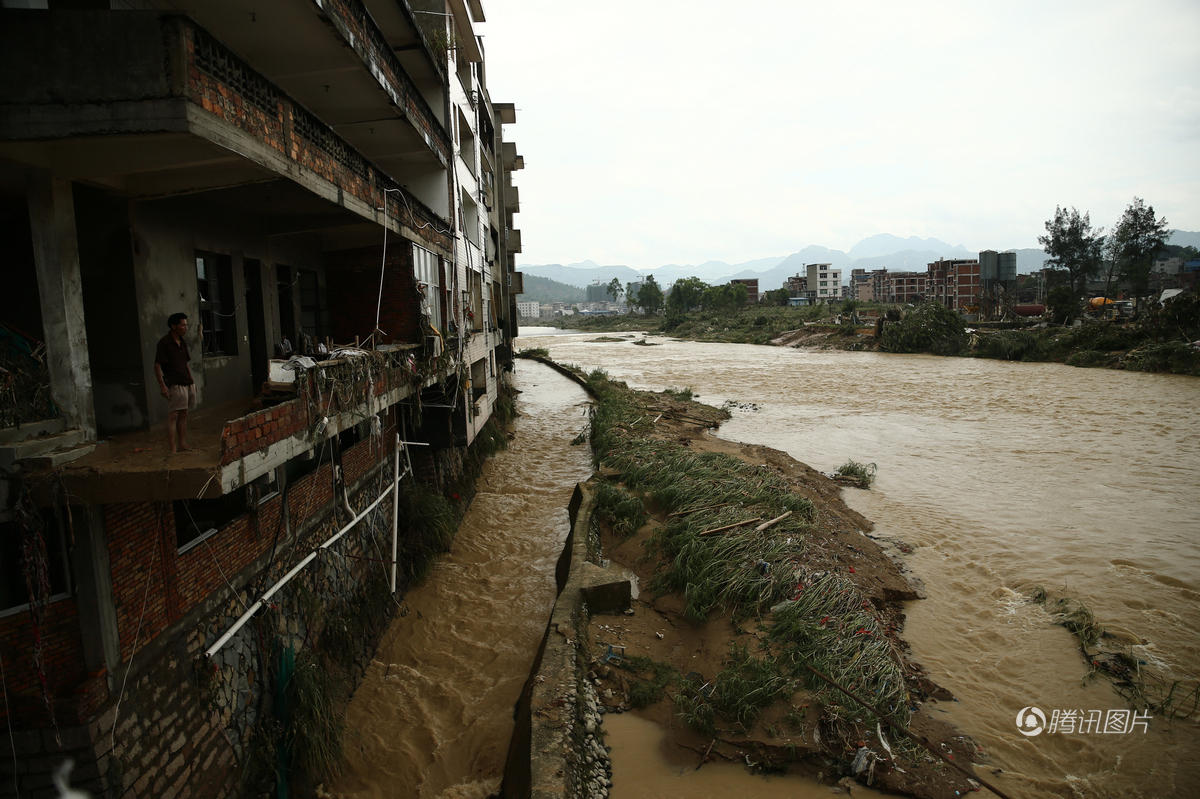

{"left": 583, "top": 368, "right": 916, "bottom": 751}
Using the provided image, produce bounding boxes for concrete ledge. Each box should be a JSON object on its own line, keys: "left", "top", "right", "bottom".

{"left": 0, "top": 428, "right": 88, "bottom": 468}
{"left": 500, "top": 482, "right": 592, "bottom": 798}
{"left": 578, "top": 563, "right": 631, "bottom": 615}
{"left": 0, "top": 417, "right": 66, "bottom": 445}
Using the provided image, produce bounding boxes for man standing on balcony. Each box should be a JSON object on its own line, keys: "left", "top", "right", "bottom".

{"left": 154, "top": 312, "right": 196, "bottom": 453}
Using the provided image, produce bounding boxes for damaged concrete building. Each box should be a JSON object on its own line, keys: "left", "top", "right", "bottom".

{"left": 0, "top": 0, "right": 523, "bottom": 795}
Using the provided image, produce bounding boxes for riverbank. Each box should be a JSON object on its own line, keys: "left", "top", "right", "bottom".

{"left": 536, "top": 295, "right": 1200, "bottom": 376}
{"left": 551, "top": 362, "right": 990, "bottom": 798}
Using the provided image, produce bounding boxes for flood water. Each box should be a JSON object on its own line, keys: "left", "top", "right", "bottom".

{"left": 517, "top": 330, "right": 1200, "bottom": 799}
{"left": 328, "top": 362, "right": 593, "bottom": 799}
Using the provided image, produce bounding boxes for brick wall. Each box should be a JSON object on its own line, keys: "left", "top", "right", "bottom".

{"left": 0, "top": 599, "right": 90, "bottom": 727}
{"left": 325, "top": 244, "right": 421, "bottom": 346}
{"left": 343, "top": 433, "right": 386, "bottom": 487}
{"left": 2, "top": 431, "right": 401, "bottom": 798}
{"left": 1, "top": 401, "right": 504, "bottom": 798}
{"left": 218, "top": 360, "right": 410, "bottom": 466}
{"left": 103, "top": 452, "right": 351, "bottom": 668}
{"left": 218, "top": 399, "right": 308, "bottom": 466}
{"left": 105, "top": 503, "right": 174, "bottom": 663}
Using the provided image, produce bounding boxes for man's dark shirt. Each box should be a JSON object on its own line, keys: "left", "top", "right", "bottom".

{"left": 155, "top": 334, "right": 193, "bottom": 386}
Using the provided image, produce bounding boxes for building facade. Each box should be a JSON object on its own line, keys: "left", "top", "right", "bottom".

{"left": 0, "top": 2, "right": 522, "bottom": 796}
{"left": 806, "top": 263, "right": 842, "bottom": 303}
{"left": 730, "top": 278, "right": 759, "bottom": 305}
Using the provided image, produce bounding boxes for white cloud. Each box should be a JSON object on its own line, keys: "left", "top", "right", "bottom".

{"left": 483, "top": 0, "right": 1200, "bottom": 266}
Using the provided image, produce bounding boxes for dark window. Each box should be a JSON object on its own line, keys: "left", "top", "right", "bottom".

{"left": 174, "top": 492, "right": 248, "bottom": 552}
{"left": 1, "top": 509, "right": 75, "bottom": 614}
{"left": 298, "top": 270, "right": 324, "bottom": 341}
{"left": 196, "top": 251, "right": 238, "bottom": 356}
{"left": 337, "top": 421, "right": 366, "bottom": 453}
{"left": 251, "top": 468, "right": 280, "bottom": 506}
{"left": 277, "top": 265, "right": 296, "bottom": 345}
{"left": 284, "top": 446, "right": 323, "bottom": 487}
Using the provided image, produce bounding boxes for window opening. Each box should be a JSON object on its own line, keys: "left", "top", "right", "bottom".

{"left": 298, "top": 269, "right": 324, "bottom": 343}
{"left": 175, "top": 491, "right": 248, "bottom": 553}
{"left": 413, "top": 244, "right": 443, "bottom": 333}
{"left": 251, "top": 468, "right": 280, "bottom": 505}
{"left": 0, "top": 508, "right": 75, "bottom": 617}
{"left": 196, "top": 251, "right": 237, "bottom": 356}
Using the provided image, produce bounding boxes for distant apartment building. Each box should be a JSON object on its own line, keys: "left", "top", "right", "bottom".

{"left": 927, "top": 258, "right": 982, "bottom": 311}
{"left": 849, "top": 269, "right": 870, "bottom": 301}
{"left": 731, "top": 278, "right": 759, "bottom": 305}
{"left": 517, "top": 300, "right": 541, "bottom": 319}
{"left": 856, "top": 252, "right": 1013, "bottom": 313}
{"left": 807, "top": 263, "right": 842, "bottom": 302}
{"left": 889, "top": 272, "right": 929, "bottom": 303}
{"left": 786, "top": 273, "right": 807, "bottom": 297}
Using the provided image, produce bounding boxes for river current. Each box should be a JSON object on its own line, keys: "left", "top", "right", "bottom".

{"left": 518, "top": 329, "right": 1199, "bottom": 799}
{"left": 329, "top": 330, "right": 1198, "bottom": 799}
{"left": 328, "top": 362, "right": 593, "bottom": 798}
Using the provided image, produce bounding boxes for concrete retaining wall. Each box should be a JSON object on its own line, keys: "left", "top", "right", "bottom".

{"left": 503, "top": 478, "right": 628, "bottom": 799}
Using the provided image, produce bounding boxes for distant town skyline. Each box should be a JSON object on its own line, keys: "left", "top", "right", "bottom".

{"left": 483, "top": 0, "right": 1200, "bottom": 269}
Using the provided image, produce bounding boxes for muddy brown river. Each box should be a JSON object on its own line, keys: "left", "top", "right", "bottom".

{"left": 328, "top": 362, "right": 593, "bottom": 799}
{"left": 332, "top": 331, "right": 1199, "bottom": 799}
{"left": 519, "top": 329, "right": 1199, "bottom": 799}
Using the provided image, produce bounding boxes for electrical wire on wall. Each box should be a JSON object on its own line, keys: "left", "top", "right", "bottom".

{"left": 109, "top": 508, "right": 162, "bottom": 759}
{"left": 1, "top": 650, "right": 18, "bottom": 798}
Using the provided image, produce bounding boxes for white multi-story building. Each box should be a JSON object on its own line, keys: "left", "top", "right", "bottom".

{"left": 805, "top": 263, "right": 843, "bottom": 302}
{"left": 517, "top": 300, "right": 540, "bottom": 319}
{"left": 436, "top": 0, "right": 525, "bottom": 442}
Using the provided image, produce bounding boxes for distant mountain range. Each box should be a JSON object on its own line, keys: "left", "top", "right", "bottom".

{"left": 521, "top": 231, "right": 1199, "bottom": 294}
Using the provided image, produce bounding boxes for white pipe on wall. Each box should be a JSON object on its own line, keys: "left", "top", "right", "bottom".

{"left": 204, "top": 481, "right": 396, "bottom": 659}
{"left": 391, "top": 433, "right": 400, "bottom": 593}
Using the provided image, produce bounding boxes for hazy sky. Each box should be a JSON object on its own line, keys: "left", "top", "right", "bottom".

{"left": 480, "top": 0, "right": 1200, "bottom": 268}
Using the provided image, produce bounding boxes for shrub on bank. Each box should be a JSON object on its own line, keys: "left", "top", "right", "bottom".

{"left": 1065, "top": 349, "right": 1113, "bottom": 368}
{"left": 972, "top": 330, "right": 1048, "bottom": 361}
{"left": 1122, "top": 341, "right": 1200, "bottom": 376}
{"left": 878, "top": 302, "right": 968, "bottom": 356}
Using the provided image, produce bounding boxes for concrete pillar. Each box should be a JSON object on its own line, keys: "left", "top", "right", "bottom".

{"left": 73, "top": 506, "right": 122, "bottom": 688}
{"left": 27, "top": 173, "right": 96, "bottom": 439}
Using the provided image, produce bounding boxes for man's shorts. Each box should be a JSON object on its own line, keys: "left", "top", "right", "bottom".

{"left": 167, "top": 384, "right": 196, "bottom": 413}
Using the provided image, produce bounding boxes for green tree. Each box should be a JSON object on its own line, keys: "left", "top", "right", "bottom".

{"left": 625, "top": 281, "right": 641, "bottom": 313}
{"left": 667, "top": 276, "right": 708, "bottom": 314}
{"left": 728, "top": 281, "right": 748, "bottom": 308}
{"left": 701, "top": 282, "right": 746, "bottom": 313}
{"left": 1109, "top": 197, "right": 1169, "bottom": 307}
{"left": 1046, "top": 285, "right": 1078, "bottom": 325}
{"left": 878, "top": 302, "right": 968, "bottom": 355}
{"left": 1038, "top": 206, "right": 1105, "bottom": 301}
{"left": 763, "top": 288, "right": 790, "bottom": 306}
{"left": 606, "top": 277, "right": 624, "bottom": 304}
{"left": 638, "top": 275, "right": 664, "bottom": 315}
